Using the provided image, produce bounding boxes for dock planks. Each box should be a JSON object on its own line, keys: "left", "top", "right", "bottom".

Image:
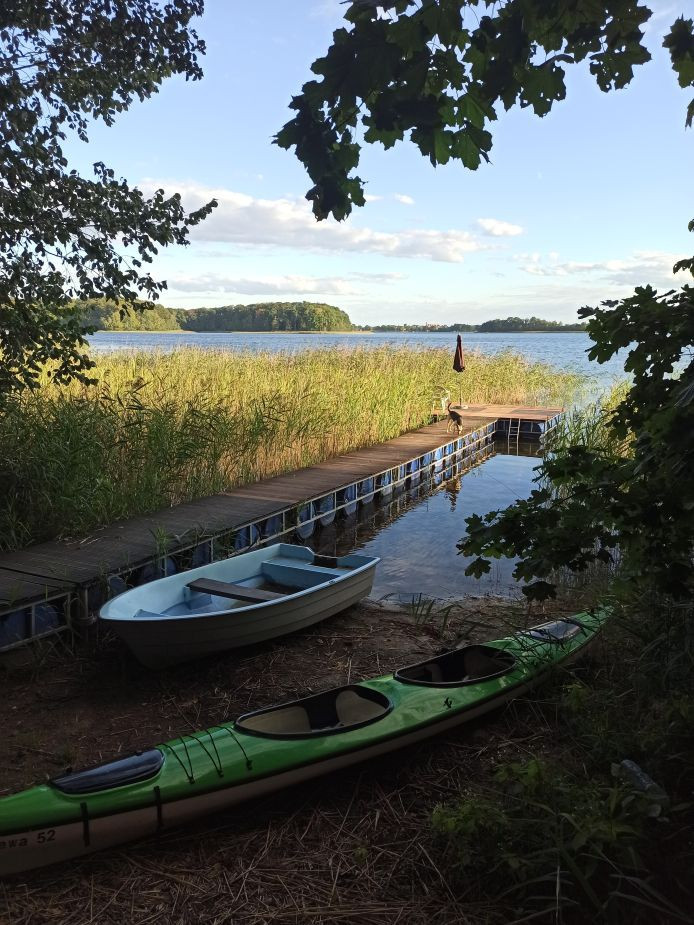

{"left": 0, "top": 407, "right": 559, "bottom": 622}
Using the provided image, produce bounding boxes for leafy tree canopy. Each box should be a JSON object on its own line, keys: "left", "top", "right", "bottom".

{"left": 276, "top": 0, "right": 693, "bottom": 223}
{"left": 178, "top": 302, "right": 353, "bottom": 332}
{"left": 0, "top": 1, "right": 216, "bottom": 395}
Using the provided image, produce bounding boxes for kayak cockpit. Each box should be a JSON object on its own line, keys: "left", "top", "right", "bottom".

{"left": 50, "top": 749, "right": 164, "bottom": 794}
{"left": 236, "top": 684, "right": 391, "bottom": 738}
{"left": 395, "top": 644, "right": 516, "bottom": 686}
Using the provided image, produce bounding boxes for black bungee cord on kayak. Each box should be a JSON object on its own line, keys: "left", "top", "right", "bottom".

{"left": 162, "top": 727, "right": 254, "bottom": 782}
{"left": 188, "top": 729, "right": 224, "bottom": 778}
{"left": 220, "top": 726, "right": 253, "bottom": 771}
{"left": 162, "top": 738, "right": 196, "bottom": 784}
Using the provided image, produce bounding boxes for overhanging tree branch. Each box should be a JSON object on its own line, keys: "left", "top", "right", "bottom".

{"left": 0, "top": 0, "right": 216, "bottom": 396}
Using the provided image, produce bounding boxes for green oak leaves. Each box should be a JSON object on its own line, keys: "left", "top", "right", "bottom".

{"left": 276, "top": 0, "right": 656, "bottom": 222}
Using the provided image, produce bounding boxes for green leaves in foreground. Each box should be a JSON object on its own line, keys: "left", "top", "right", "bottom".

{"left": 460, "top": 285, "right": 694, "bottom": 601}
{"left": 276, "top": 0, "right": 657, "bottom": 221}
{"left": 664, "top": 16, "right": 694, "bottom": 126}
{"left": 0, "top": 1, "right": 216, "bottom": 395}
{"left": 432, "top": 757, "right": 683, "bottom": 921}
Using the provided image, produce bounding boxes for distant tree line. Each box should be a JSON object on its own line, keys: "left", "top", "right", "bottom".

{"left": 477, "top": 316, "right": 587, "bottom": 332}
{"left": 76, "top": 300, "right": 587, "bottom": 335}
{"left": 361, "top": 316, "right": 588, "bottom": 333}
{"left": 180, "top": 302, "right": 352, "bottom": 331}
{"left": 77, "top": 300, "right": 354, "bottom": 332}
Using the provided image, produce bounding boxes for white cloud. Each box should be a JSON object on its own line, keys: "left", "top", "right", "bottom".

{"left": 141, "top": 180, "right": 486, "bottom": 263}
{"left": 477, "top": 218, "right": 524, "bottom": 237}
{"left": 349, "top": 271, "right": 408, "bottom": 282}
{"left": 168, "top": 273, "right": 359, "bottom": 296}
{"left": 309, "top": 0, "right": 343, "bottom": 20}
{"left": 394, "top": 194, "right": 415, "bottom": 205}
{"left": 518, "top": 250, "right": 681, "bottom": 286}
{"left": 364, "top": 193, "right": 383, "bottom": 202}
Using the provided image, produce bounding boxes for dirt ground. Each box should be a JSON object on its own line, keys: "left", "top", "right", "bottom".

{"left": 0, "top": 595, "right": 585, "bottom": 925}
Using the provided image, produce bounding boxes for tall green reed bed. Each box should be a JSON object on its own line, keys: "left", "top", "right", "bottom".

{"left": 0, "top": 347, "right": 582, "bottom": 551}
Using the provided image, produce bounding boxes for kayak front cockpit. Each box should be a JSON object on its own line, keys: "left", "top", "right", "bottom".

{"left": 236, "top": 684, "right": 392, "bottom": 738}
{"left": 394, "top": 619, "right": 591, "bottom": 687}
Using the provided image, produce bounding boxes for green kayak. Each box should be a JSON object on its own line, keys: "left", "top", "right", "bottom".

{"left": 0, "top": 612, "right": 605, "bottom": 876}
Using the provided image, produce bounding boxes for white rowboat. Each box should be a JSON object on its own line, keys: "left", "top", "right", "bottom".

{"left": 99, "top": 544, "right": 379, "bottom": 668}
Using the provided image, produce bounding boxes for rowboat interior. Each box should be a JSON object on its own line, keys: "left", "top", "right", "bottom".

{"left": 236, "top": 684, "right": 392, "bottom": 737}
{"left": 395, "top": 644, "right": 517, "bottom": 686}
{"left": 159, "top": 554, "right": 353, "bottom": 617}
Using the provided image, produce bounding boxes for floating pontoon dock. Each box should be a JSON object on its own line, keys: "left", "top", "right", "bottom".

{"left": 0, "top": 405, "right": 562, "bottom": 651}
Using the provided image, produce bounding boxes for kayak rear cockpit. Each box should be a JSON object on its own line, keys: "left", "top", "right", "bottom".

{"left": 395, "top": 644, "right": 516, "bottom": 686}
{"left": 236, "top": 685, "right": 392, "bottom": 738}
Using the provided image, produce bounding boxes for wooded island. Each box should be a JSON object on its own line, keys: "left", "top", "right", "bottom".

{"left": 78, "top": 300, "right": 588, "bottom": 334}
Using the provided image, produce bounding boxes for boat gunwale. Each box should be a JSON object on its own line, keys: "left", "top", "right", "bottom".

{"left": 100, "top": 553, "right": 380, "bottom": 624}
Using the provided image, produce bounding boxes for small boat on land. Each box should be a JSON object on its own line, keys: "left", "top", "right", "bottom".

{"left": 99, "top": 544, "right": 379, "bottom": 668}
{"left": 0, "top": 611, "right": 605, "bottom": 876}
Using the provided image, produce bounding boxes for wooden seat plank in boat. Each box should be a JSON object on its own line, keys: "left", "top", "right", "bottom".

{"left": 186, "top": 577, "right": 283, "bottom": 603}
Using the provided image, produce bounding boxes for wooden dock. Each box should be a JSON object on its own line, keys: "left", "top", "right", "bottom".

{"left": 0, "top": 405, "right": 562, "bottom": 651}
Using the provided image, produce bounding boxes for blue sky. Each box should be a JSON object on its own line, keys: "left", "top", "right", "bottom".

{"left": 65, "top": 1, "right": 693, "bottom": 325}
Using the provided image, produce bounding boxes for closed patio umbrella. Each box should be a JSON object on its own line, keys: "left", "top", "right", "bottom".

{"left": 453, "top": 334, "right": 466, "bottom": 407}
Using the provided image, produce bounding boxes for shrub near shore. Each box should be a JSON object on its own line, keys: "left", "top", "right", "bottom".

{"left": 0, "top": 346, "right": 583, "bottom": 551}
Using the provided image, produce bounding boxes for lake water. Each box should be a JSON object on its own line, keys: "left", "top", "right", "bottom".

{"left": 88, "top": 330, "right": 628, "bottom": 389}
{"left": 290, "top": 440, "right": 541, "bottom": 602}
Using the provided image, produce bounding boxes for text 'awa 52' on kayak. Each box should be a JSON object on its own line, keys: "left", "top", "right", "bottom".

{"left": 0, "top": 611, "right": 605, "bottom": 876}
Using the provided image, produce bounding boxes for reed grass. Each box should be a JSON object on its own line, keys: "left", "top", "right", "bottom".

{"left": 0, "top": 346, "right": 584, "bottom": 550}
{"left": 544, "top": 379, "right": 632, "bottom": 457}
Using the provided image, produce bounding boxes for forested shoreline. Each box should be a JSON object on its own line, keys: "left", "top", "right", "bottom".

{"left": 364, "top": 316, "right": 587, "bottom": 332}
{"left": 77, "top": 300, "right": 354, "bottom": 332}
{"left": 77, "top": 299, "right": 588, "bottom": 334}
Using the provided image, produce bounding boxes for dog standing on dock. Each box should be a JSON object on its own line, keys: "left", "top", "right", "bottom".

{"left": 446, "top": 401, "right": 464, "bottom": 435}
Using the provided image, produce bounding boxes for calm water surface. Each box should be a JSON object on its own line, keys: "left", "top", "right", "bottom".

{"left": 300, "top": 441, "right": 540, "bottom": 602}
{"left": 88, "top": 330, "right": 627, "bottom": 388}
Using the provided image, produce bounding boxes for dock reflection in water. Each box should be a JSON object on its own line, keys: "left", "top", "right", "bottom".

{"left": 297, "top": 440, "right": 542, "bottom": 602}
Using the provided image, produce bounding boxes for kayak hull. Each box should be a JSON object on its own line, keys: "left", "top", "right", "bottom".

{"left": 0, "top": 613, "right": 605, "bottom": 877}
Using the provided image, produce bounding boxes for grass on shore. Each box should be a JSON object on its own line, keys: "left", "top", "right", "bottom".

{"left": 0, "top": 346, "right": 583, "bottom": 551}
